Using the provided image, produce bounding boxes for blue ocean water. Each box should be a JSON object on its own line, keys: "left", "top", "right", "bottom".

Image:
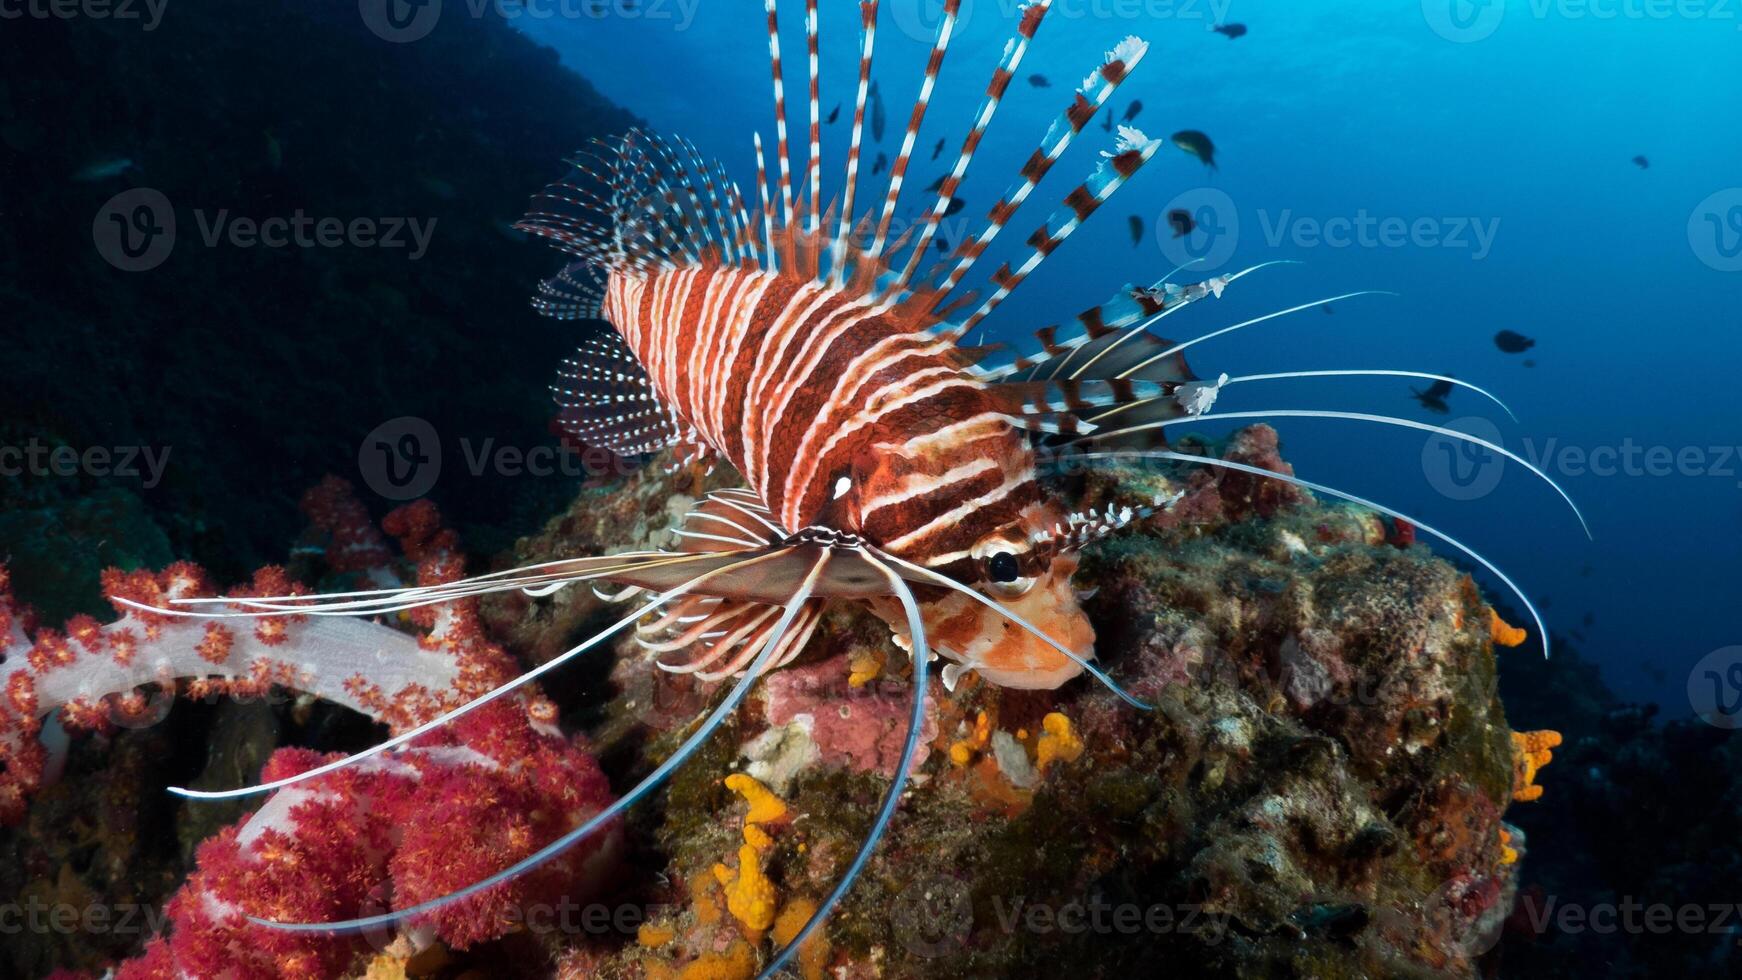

{"left": 514, "top": 0, "right": 1742, "bottom": 716}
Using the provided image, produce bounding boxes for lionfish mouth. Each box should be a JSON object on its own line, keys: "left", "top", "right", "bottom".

{"left": 897, "top": 555, "right": 1095, "bottom": 691}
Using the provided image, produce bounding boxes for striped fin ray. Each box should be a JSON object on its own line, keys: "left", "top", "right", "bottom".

{"left": 955, "top": 125, "right": 1165, "bottom": 334}
{"left": 530, "top": 260, "right": 605, "bottom": 321}
{"left": 980, "top": 260, "right": 1300, "bottom": 387}
{"left": 803, "top": 0, "right": 823, "bottom": 233}
{"left": 518, "top": 132, "right": 751, "bottom": 278}
{"left": 886, "top": 0, "right": 1053, "bottom": 296}
{"left": 864, "top": 0, "right": 963, "bottom": 266}
{"left": 763, "top": 0, "right": 797, "bottom": 227}
{"left": 552, "top": 327, "right": 703, "bottom": 456}
{"left": 988, "top": 377, "right": 1168, "bottom": 436}
{"left": 830, "top": 1, "right": 880, "bottom": 286}
{"left": 935, "top": 36, "right": 1148, "bottom": 302}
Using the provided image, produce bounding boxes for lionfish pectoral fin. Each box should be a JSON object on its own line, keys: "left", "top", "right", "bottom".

{"left": 550, "top": 322, "right": 714, "bottom": 462}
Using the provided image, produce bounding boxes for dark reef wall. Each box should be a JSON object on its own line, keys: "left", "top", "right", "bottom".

{"left": 0, "top": 0, "right": 639, "bottom": 619}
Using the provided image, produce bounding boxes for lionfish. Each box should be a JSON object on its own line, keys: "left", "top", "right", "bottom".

{"left": 136, "top": 2, "right": 1583, "bottom": 975}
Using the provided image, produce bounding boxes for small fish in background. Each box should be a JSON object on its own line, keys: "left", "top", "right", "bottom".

{"left": 71, "top": 156, "right": 138, "bottom": 182}
{"left": 1128, "top": 214, "right": 1143, "bottom": 245}
{"left": 1321, "top": 304, "right": 1335, "bottom": 314}
{"left": 1522, "top": 358, "right": 1537, "bottom": 368}
{"left": 1122, "top": 100, "right": 1143, "bottom": 123}
{"left": 924, "top": 174, "right": 948, "bottom": 192}
{"left": 1632, "top": 154, "right": 1649, "bottom": 169}
{"left": 826, "top": 103, "right": 841, "bottom": 125}
{"left": 936, "top": 235, "right": 949, "bottom": 253}
{"left": 1102, "top": 110, "right": 1114, "bottom": 132}
{"left": 1583, "top": 611, "right": 1595, "bottom": 627}
{"left": 872, "top": 152, "right": 888, "bottom": 176}
{"left": 1171, "top": 129, "right": 1217, "bottom": 169}
{"left": 1028, "top": 73, "right": 1050, "bottom": 88}
{"left": 932, "top": 137, "right": 945, "bottom": 160}
{"left": 1213, "top": 22, "right": 1248, "bottom": 39}
{"left": 870, "top": 80, "right": 886, "bottom": 141}
{"left": 1165, "top": 208, "right": 1193, "bottom": 238}
{"left": 1494, "top": 329, "right": 1535, "bottom": 354}
{"left": 265, "top": 131, "right": 283, "bottom": 171}
{"left": 1411, "top": 378, "right": 1453, "bottom": 414}
{"left": 943, "top": 197, "right": 966, "bottom": 218}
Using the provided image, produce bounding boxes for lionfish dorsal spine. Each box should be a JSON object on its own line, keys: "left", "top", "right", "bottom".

{"left": 935, "top": 35, "right": 1150, "bottom": 307}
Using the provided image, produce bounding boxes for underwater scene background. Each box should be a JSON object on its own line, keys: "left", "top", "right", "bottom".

{"left": 1, "top": 0, "right": 1740, "bottom": 977}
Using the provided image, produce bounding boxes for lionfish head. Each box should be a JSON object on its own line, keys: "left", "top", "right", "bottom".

{"left": 918, "top": 500, "right": 1094, "bottom": 691}
{"left": 865, "top": 479, "right": 1094, "bottom": 691}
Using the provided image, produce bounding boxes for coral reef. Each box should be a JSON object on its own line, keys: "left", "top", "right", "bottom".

{"left": 2, "top": 486, "right": 615, "bottom": 978}
{"left": 117, "top": 697, "right": 619, "bottom": 979}
{"left": 457, "top": 425, "right": 1545, "bottom": 979}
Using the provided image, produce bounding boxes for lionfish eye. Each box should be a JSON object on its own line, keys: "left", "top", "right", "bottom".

{"left": 987, "top": 552, "right": 1021, "bottom": 583}
{"left": 972, "top": 542, "right": 1035, "bottom": 599}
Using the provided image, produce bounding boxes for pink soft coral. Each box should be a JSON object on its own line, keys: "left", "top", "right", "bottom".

{"left": 117, "top": 700, "right": 619, "bottom": 978}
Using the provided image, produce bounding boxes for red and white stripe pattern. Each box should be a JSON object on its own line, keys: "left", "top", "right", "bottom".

{"left": 521, "top": 2, "right": 1169, "bottom": 582}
